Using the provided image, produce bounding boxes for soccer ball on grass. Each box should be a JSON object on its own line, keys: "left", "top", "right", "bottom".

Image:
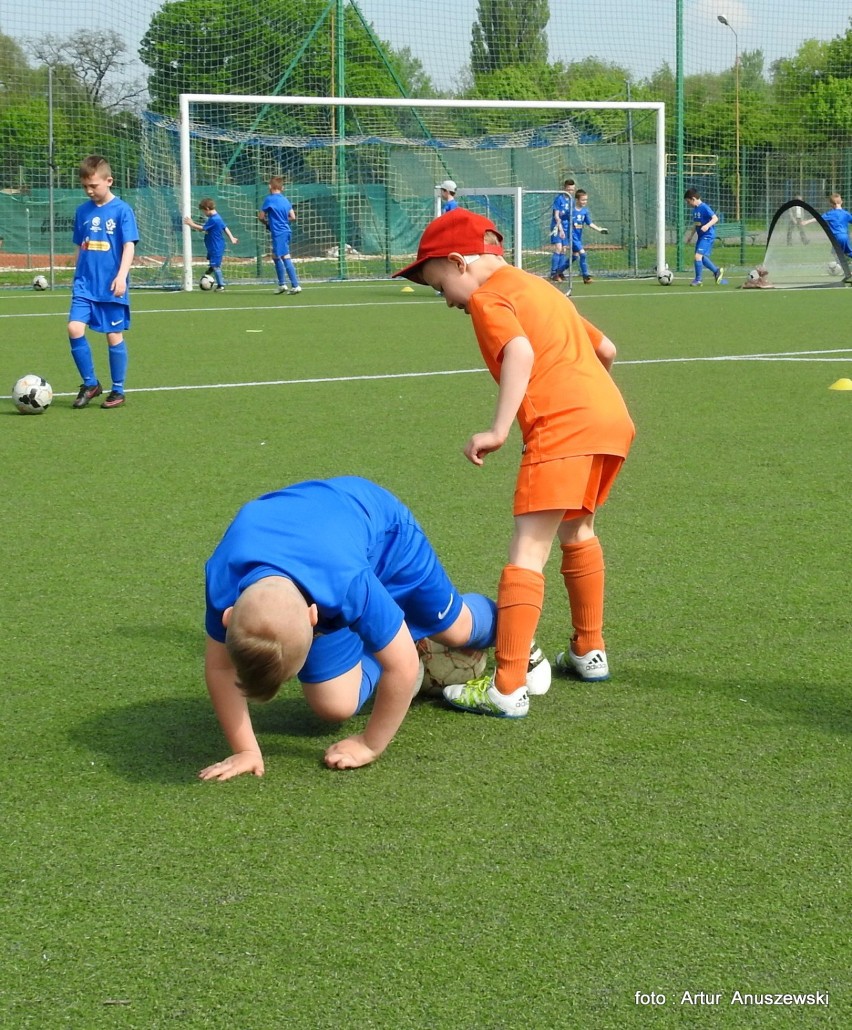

{"left": 827, "top": 260, "right": 843, "bottom": 277}
{"left": 199, "top": 273, "right": 215, "bottom": 291}
{"left": 416, "top": 639, "right": 487, "bottom": 697}
{"left": 12, "top": 374, "right": 53, "bottom": 414}
{"left": 32, "top": 275, "right": 49, "bottom": 291}
{"left": 657, "top": 268, "right": 674, "bottom": 286}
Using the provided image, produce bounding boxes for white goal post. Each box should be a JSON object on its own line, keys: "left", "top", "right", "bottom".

{"left": 178, "top": 94, "right": 666, "bottom": 291}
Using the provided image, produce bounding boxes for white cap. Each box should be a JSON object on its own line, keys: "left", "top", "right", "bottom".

{"left": 437, "top": 179, "right": 457, "bottom": 193}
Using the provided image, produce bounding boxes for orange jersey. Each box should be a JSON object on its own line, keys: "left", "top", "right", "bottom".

{"left": 467, "top": 265, "right": 635, "bottom": 464}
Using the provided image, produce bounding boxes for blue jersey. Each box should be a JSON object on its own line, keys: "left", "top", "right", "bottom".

{"left": 551, "top": 192, "right": 573, "bottom": 234}
{"left": 72, "top": 195, "right": 139, "bottom": 305}
{"left": 442, "top": 198, "right": 458, "bottom": 214}
{"left": 571, "top": 207, "right": 592, "bottom": 245}
{"left": 691, "top": 201, "right": 717, "bottom": 240}
{"left": 261, "top": 193, "right": 294, "bottom": 236}
{"left": 202, "top": 212, "right": 228, "bottom": 263}
{"left": 205, "top": 477, "right": 447, "bottom": 656}
{"left": 822, "top": 208, "right": 852, "bottom": 245}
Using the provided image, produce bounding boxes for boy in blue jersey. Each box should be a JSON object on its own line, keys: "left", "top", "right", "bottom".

{"left": 200, "top": 477, "right": 503, "bottom": 777}
{"left": 549, "top": 179, "right": 575, "bottom": 281}
{"left": 184, "top": 198, "right": 239, "bottom": 291}
{"left": 817, "top": 193, "right": 852, "bottom": 258}
{"left": 685, "top": 188, "right": 725, "bottom": 287}
{"left": 569, "top": 189, "right": 609, "bottom": 284}
{"left": 68, "top": 155, "right": 139, "bottom": 409}
{"left": 257, "top": 176, "right": 301, "bottom": 295}
{"left": 438, "top": 179, "right": 458, "bottom": 214}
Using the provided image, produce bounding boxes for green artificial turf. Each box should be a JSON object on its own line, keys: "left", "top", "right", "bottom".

{"left": 1, "top": 278, "right": 849, "bottom": 1028}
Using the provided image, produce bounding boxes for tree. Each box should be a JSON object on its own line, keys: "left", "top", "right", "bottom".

{"left": 471, "top": 0, "right": 549, "bottom": 77}
{"left": 30, "top": 31, "right": 146, "bottom": 112}
{"left": 139, "top": 0, "right": 429, "bottom": 131}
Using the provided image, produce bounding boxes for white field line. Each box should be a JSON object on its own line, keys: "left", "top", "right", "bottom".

{"left": 41, "top": 348, "right": 852, "bottom": 399}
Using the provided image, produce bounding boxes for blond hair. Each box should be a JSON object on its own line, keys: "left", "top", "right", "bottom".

{"left": 226, "top": 577, "right": 312, "bottom": 702}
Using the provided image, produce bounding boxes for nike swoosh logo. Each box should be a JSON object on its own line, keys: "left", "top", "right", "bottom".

{"left": 110, "top": 319, "right": 123, "bottom": 326}
{"left": 437, "top": 594, "right": 454, "bottom": 620}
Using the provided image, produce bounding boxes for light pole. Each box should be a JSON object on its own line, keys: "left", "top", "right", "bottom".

{"left": 717, "top": 15, "right": 741, "bottom": 223}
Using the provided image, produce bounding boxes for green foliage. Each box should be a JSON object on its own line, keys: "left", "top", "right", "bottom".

{"left": 139, "top": 0, "right": 431, "bottom": 134}
{"left": 471, "top": 0, "right": 549, "bottom": 77}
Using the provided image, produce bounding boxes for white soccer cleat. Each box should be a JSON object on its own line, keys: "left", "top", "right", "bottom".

{"left": 555, "top": 647, "right": 609, "bottom": 682}
{"left": 526, "top": 642, "right": 552, "bottom": 696}
{"left": 442, "top": 674, "right": 529, "bottom": 718}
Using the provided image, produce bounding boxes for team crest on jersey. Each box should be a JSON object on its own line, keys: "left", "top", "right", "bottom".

{"left": 106, "top": 218, "right": 116, "bottom": 233}
{"left": 91, "top": 216, "right": 101, "bottom": 230}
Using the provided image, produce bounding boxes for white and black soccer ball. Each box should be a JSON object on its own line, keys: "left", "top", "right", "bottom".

{"left": 199, "top": 273, "right": 215, "bottom": 291}
{"left": 747, "top": 268, "right": 761, "bottom": 281}
{"left": 827, "top": 260, "right": 843, "bottom": 277}
{"left": 32, "top": 275, "right": 49, "bottom": 291}
{"left": 12, "top": 374, "right": 53, "bottom": 414}
{"left": 657, "top": 268, "right": 674, "bottom": 286}
{"left": 416, "top": 639, "right": 487, "bottom": 696}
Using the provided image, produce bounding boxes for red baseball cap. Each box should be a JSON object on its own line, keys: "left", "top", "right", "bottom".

{"left": 393, "top": 208, "right": 504, "bottom": 284}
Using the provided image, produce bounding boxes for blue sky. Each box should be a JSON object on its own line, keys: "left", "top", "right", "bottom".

{"left": 5, "top": 0, "right": 851, "bottom": 90}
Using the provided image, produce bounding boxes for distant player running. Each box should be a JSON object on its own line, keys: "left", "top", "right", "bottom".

{"left": 685, "top": 188, "right": 725, "bottom": 286}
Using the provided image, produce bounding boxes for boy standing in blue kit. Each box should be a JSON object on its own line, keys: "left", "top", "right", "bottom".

{"left": 257, "top": 176, "right": 301, "bottom": 295}
{"left": 68, "top": 155, "right": 139, "bottom": 409}
{"left": 570, "top": 188, "right": 609, "bottom": 284}
{"left": 184, "top": 198, "right": 239, "bottom": 291}
{"left": 685, "top": 187, "right": 725, "bottom": 287}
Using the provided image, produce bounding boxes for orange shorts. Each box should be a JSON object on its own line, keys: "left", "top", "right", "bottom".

{"left": 513, "top": 454, "right": 625, "bottom": 518}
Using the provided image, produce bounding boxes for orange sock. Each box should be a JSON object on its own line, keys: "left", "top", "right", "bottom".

{"left": 560, "top": 537, "right": 605, "bottom": 655}
{"left": 495, "top": 565, "right": 544, "bottom": 694}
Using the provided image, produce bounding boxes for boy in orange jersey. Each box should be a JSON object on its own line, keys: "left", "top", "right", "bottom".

{"left": 393, "top": 209, "right": 635, "bottom": 717}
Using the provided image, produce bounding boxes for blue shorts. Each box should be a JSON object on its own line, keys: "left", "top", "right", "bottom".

{"left": 270, "top": 231, "right": 292, "bottom": 258}
{"left": 206, "top": 249, "right": 224, "bottom": 268}
{"left": 695, "top": 235, "right": 715, "bottom": 257}
{"left": 550, "top": 229, "right": 567, "bottom": 246}
{"left": 297, "top": 541, "right": 463, "bottom": 685}
{"left": 69, "top": 297, "right": 130, "bottom": 334}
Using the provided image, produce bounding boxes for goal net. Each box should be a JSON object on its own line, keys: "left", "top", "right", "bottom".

{"left": 156, "top": 95, "right": 665, "bottom": 289}
{"left": 759, "top": 199, "right": 852, "bottom": 289}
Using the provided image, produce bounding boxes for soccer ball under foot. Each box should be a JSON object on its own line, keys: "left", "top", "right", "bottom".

{"left": 199, "top": 273, "right": 215, "bottom": 291}
{"left": 657, "top": 268, "right": 674, "bottom": 286}
{"left": 416, "top": 639, "right": 487, "bottom": 697}
{"left": 12, "top": 374, "right": 53, "bottom": 414}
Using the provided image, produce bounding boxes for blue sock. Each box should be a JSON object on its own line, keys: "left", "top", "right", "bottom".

{"left": 108, "top": 341, "right": 128, "bottom": 393}
{"left": 550, "top": 253, "right": 561, "bottom": 275}
{"left": 284, "top": 258, "right": 299, "bottom": 288}
{"left": 70, "top": 337, "right": 96, "bottom": 385}
{"left": 212, "top": 266, "right": 224, "bottom": 287}
{"left": 558, "top": 253, "right": 569, "bottom": 275}
{"left": 273, "top": 257, "right": 286, "bottom": 285}
{"left": 579, "top": 253, "right": 590, "bottom": 277}
{"left": 693, "top": 260, "right": 703, "bottom": 281}
{"left": 703, "top": 256, "right": 719, "bottom": 276}
{"left": 462, "top": 592, "right": 497, "bottom": 649}
{"left": 355, "top": 653, "right": 381, "bottom": 712}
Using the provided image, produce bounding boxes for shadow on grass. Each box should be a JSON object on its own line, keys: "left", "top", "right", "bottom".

{"left": 622, "top": 661, "right": 852, "bottom": 737}
{"left": 69, "top": 692, "right": 336, "bottom": 784}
